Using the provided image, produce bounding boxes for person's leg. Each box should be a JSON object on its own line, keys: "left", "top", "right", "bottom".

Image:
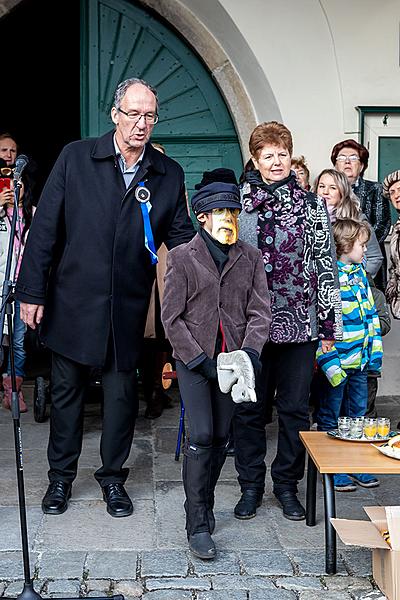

{"left": 3, "top": 301, "right": 28, "bottom": 412}
{"left": 207, "top": 382, "right": 235, "bottom": 531}
{"left": 365, "top": 375, "right": 378, "bottom": 418}
{"left": 94, "top": 343, "right": 138, "bottom": 517}
{"left": 8, "top": 301, "right": 26, "bottom": 377}
{"left": 272, "top": 341, "right": 318, "bottom": 494}
{"left": 176, "top": 361, "right": 216, "bottom": 559}
{"left": 233, "top": 342, "right": 271, "bottom": 491}
{"left": 48, "top": 352, "right": 90, "bottom": 483}
{"left": 232, "top": 342, "right": 271, "bottom": 519}
{"left": 316, "top": 377, "right": 346, "bottom": 432}
{"left": 94, "top": 354, "right": 138, "bottom": 487}
{"left": 346, "top": 369, "right": 379, "bottom": 488}
{"left": 271, "top": 341, "right": 318, "bottom": 520}
{"left": 43, "top": 352, "right": 90, "bottom": 514}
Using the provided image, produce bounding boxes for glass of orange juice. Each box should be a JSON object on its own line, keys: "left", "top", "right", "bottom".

{"left": 377, "top": 417, "right": 390, "bottom": 439}
{"left": 363, "top": 418, "right": 378, "bottom": 440}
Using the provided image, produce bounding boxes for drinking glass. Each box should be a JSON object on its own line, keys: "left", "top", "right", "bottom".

{"left": 363, "top": 418, "right": 378, "bottom": 440}
{"left": 377, "top": 417, "right": 390, "bottom": 439}
{"left": 337, "top": 416, "right": 351, "bottom": 438}
{"left": 350, "top": 417, "right": 364, "bottom": 439}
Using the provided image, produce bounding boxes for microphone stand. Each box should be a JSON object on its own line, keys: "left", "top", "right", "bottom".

{"left": 2, "top": 180, "right": 123, "bottom": 600}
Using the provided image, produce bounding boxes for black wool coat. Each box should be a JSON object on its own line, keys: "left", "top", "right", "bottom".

{"left": 15, "top": 131, "right": 195, "bottom": 369}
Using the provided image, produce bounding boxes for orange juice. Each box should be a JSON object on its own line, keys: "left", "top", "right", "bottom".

{"left": 363, "top": 419, "right": 378, "bottom": 439}
{"left": 377, "top": 418, "right": 390, "bottom": 438}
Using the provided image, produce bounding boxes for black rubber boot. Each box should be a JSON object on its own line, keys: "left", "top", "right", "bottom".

{"left": 183, "top": 442, "right": 216, "bottom": 560}
{"left": 207, "top": 444, "right": 229, "bottom": 534}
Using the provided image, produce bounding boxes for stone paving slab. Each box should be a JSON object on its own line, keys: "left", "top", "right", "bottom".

{"left": 113, "top": 580, "right": 144, "bottom": 598}
{"left": 37, "top": 550, "right": 87, "bottom": 578}
{"left": 211, "top": 574, "right": 276, "bottom": 590}
{"left": 197, "top": 592, "right": 247, "bottom": 600}
{"left": 275, "top": 576, "right": 324, "bottom": 591}
{"left": 0, "top": 552, "right": 38, "bottom": 579}
{"left": 0, "top": 508, "right": 43, "bottom": 551}
{"left": 146, "top": 577, "right": 210, "bottom": 591}
{"left": 86, "top": 551, "right": 138, "bottom": 580}
{"left": 36, "top": 502, "right": 155, "bottom": 551}
{"left": 140, "top": 550, "right": 188, "bottom": 578}
{"left": 239, "top": 550, "right": 293, "bottom": 576}
{"left": 190, "top": 551, "right": 240, "bottom": 576}
{"left": 249, "top": 590, "right": 296, "bottom": 599}
{"left": 290, "top": 548, "right": 347, "bottom": 575}
{"left": 140, "top": 591, "right": 192, "bottom": 599}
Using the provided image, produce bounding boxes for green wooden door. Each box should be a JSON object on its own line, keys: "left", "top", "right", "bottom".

{"left": 378, "top": 136, "right": 400, "bottom": 223}
{"left": 80, "top": 0, "right": 242, "bottom": 197}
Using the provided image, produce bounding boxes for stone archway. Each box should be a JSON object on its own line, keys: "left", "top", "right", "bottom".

{"left": 130, "top": 0, "right": 282, "bottom": 156}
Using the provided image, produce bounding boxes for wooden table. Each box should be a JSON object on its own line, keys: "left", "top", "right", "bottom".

{"left": 299, "top": 431, "right": 400, "bottom": 574}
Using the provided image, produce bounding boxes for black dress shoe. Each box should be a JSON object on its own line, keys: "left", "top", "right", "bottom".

{"left": 102, "top": 483, "right": 133, "bottom": 517}
{"left": 275, "top": 490, "right": 305, "bottom": 521}
{"left": 234, "top": 489, "right": 263, "bottom": 520}
{"left": 188, "top": 532, "right": 216, "bottom": 560}
{"left": 42, "top": 481, "right": 71, "bottom": 515}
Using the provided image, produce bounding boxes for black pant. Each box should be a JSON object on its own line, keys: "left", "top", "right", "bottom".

{"left": 176, "top": 361, "right": 234, "bottom": 447}
{"left": 234, "top": 340, "right": 317, "bottom": 495}
{"left": 48, "top": 347, "right": 137, "bottom": 487}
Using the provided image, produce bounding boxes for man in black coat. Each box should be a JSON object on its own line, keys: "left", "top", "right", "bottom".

{"left": 16, "top": 78, "right": 194, "bottom": 517}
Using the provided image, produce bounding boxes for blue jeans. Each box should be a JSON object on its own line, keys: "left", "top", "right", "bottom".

{"left": 317, "top": 368, "right": 368, "bottom": 431}
{"left": 7, "top": 300, "right": 26, "bottom": 377}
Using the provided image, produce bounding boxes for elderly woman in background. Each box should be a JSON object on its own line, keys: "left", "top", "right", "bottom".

{"left": 384, "top": 170, "right": 400, "bottom": 319}
{"left": 291, "top": 155, "right": 311, "bottom": 191}
{"left": 314, "top": 169, "right": 382, "bottom": 278}
{"left": 331, "top": 139, "right": 391, "bottom": 290}
{"left": 232, "top": 121, "right": 342, "bottom": 522}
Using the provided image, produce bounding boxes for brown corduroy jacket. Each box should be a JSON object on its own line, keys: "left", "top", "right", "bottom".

{"left": 161, "top": 232, "right": 271, "bottom": 366}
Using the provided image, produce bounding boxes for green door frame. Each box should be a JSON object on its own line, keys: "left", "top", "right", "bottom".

{"left": 356, "top": 106, "right": 400, "bottom": 146}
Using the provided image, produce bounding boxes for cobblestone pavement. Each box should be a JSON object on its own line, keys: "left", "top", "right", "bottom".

{"left": 1, "top": 383, "right": 398, "bottom": 599}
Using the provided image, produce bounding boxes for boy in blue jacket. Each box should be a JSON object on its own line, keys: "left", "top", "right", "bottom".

{"left": 316, "top": 218, "right": 383, "bottom": 491}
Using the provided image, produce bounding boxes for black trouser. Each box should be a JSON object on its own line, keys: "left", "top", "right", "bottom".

{"left": 366, "top": 375, "right": 378, "bottom": 418}
{"left": 234, "top": 340, "right": 317, "bottom": 495}
{"left": 48, "top": 347, "right": 137, "bottom": 487}
{"left": 176, "top": 361, "right": 234, "bottom": 534}
{"left": 176, "top": 361, "right": 234, "bottom": 447}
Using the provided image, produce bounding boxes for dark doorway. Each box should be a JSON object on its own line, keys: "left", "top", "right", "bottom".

{"left": 0, "top": 0, "right": 81, "bottom": 197}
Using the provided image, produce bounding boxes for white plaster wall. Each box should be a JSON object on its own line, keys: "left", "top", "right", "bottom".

{"left": 183, "top": 0, "right": 400, "bottom": 180}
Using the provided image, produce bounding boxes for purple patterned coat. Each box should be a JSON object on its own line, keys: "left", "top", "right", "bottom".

{"left": 239, "top": 172, "right": 342, "bottom": 344}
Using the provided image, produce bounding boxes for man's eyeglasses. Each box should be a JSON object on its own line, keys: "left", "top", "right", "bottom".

{"left": 0, "top": 167, "right": 14, "bottom": 176}
{"left": 336, "top": 154, "right": 360, "bottom": 163}
{"left": 212, "top": 207, "right": 240, "bottom": 217}
{"left": 117, "top": 108, "right": 159, "bottom": 124}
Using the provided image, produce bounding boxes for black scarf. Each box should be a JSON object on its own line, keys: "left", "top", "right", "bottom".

{"left": 200, "top": 227, "right": 230, "bottom": 274}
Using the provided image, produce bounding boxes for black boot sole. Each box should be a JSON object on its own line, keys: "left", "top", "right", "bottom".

{"left": 42, "top": 503, "right": 69, "bottom": 515}
{"left": 42, "top": 490, "right": 71, "bottom": 515}
{"left": 282, "top": 511, "right": 306, "bottom": 521}
{"left": 105, "top": 504, "right": 133, "bottom": 518}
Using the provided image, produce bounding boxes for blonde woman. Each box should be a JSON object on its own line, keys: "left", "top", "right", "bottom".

{"left": 314, "top": 169, "right": 383, "bottom": 278}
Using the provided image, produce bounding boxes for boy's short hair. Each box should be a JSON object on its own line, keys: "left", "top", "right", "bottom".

{"left": 333, "top": 218, "right": 371, "bottom": 257}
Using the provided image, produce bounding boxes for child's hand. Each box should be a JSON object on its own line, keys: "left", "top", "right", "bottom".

{"left": 321, "top": 339, "right": 334, "bottom": 354}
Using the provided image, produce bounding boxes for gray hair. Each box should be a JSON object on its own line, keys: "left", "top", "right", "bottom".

{"left": 113, "top": 78, "right": 159, "bottom": 112}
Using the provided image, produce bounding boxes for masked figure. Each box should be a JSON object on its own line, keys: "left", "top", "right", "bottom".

{"left": 161, "top": 181, "right": 271, "bottom": 560}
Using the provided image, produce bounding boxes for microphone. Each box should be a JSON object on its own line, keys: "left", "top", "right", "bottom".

{"left": 13, "top": 155, "right": 29, "bottom": 183}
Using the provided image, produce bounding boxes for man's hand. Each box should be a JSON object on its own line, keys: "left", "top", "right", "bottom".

{"left": 20, "top": 303, "right": 44, "bottom": 329}
{"left": 321, "top": 339, "right": 335, "bottom": 354}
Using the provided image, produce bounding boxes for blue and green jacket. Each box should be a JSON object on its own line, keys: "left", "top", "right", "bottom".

{"left": 316, "top": 262, "right": 383, "bottom": 387}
